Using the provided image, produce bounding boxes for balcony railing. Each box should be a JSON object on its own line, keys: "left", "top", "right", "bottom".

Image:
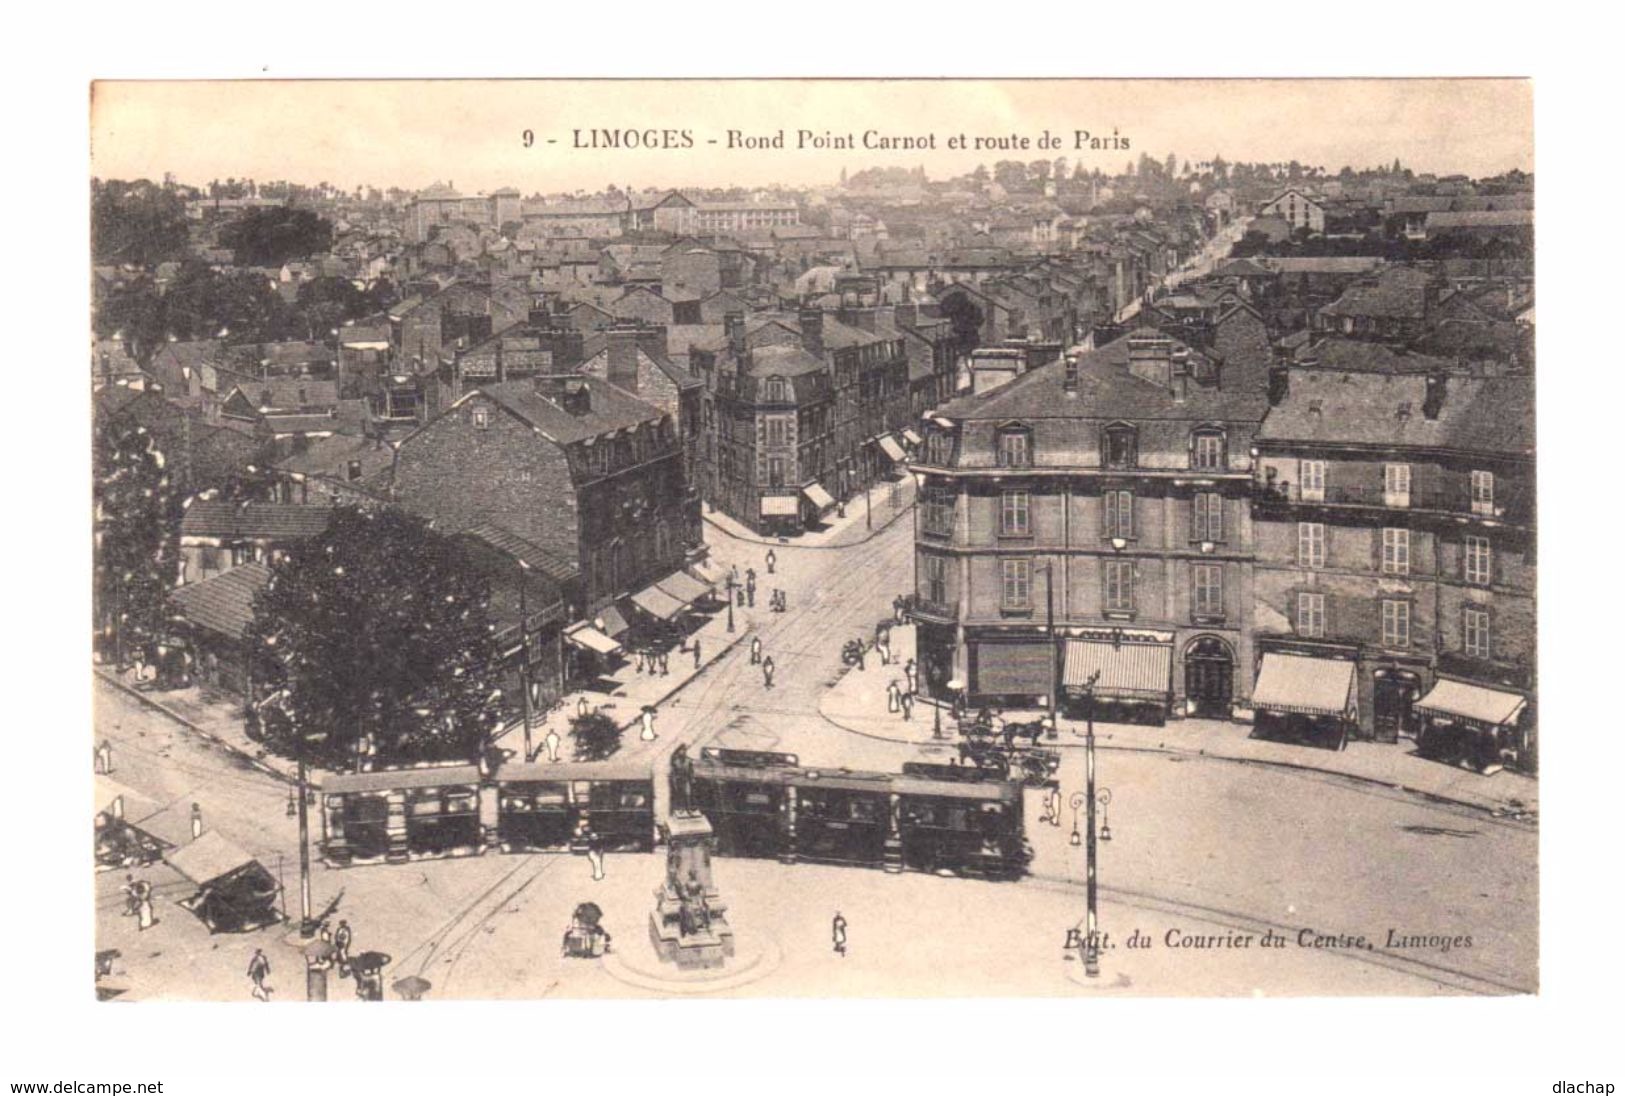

{"left": 1254, "top": 482, "right": 1531, "bottom": 524}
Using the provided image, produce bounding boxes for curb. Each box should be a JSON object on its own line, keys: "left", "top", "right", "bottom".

{"left": 702, "top": 495, "right": 915, "bottom": 551}
{"left": 814, "top": 687, "right": 1534, "bottom": 823}
{"left": 606, "top": 624, "right": 753, "bottom": 734}
{"left": 94, "top": 669, "right": 295, "bottom": 786}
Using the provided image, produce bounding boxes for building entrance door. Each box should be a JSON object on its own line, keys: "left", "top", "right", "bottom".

{"left": 1373, "top": 670, "right": 1422, "bottom": 744}
{"left": 1184, "top": 636, "right": 1234, "bottom": 719}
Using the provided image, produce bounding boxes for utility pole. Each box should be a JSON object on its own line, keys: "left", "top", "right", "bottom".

{"left": 296, "top": 749, "right": 314, "bottom": 938}
{"left": 1083, "top": 674, "right": 1101, "bottom": 977}
{"left": 1045, "top": 562, "right": 1059, "bottom": 740}
{"left": 518, "top": 558, "right": 533, "bottom": 763}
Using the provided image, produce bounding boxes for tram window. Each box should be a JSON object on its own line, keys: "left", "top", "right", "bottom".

{"left": 848, "top": 799, "right": 880, "bottom": 822}
{"left": 409, "top": 797, "right": 443, "bottom": 817}
{"left": 445, "top": 793, "right": 477, "bottom": 814}
{"left": 739, "top": 790, "right": 775, "bottom": 810}
{"left": 618, "top": 789, "right": 650, "bottom": 809}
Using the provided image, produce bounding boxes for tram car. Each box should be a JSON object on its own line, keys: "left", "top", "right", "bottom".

{"left": 495, "top": 760, "right": 656, "bottom": 853}
{"left": 692, "top": 749, "right": 1029, "bottom": 879}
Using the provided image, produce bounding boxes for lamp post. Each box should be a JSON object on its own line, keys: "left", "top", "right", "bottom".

{"left": 1082, "top": 676, "right": 1101, "bottom": 978}
{"left": 1037, "top": 561, "right": 1060, "bottom": 741}
{"left": 725, "top": 572, "right": 736, "bottom": 633}
{"left": 517, "top": 558, "right": 534, "bottom": 763}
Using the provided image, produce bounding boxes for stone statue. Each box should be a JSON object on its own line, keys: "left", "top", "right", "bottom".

{"left": 669, "top": 744, "right": 695, "bottom": 815}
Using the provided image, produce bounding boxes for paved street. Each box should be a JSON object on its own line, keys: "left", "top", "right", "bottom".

{"left": 95, "top": 501, "right": 1535, "bottom": 1000}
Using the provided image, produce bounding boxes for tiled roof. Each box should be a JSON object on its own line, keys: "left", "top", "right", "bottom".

{"left": 168, "top": 562, "right": 271, "bottom": 641}
{"left": 274, "top": 433, "right": 396, "bottom": 489}
{"left": 1294, "top": 337, "right": 1455, "bottom": 375}
{"left": 181, "top": 501, "right": 337, "bottom": 539}
{"left": 1425, "top": 210, "right": 1534, "bottom": 229}
{"left": 479, "top": 375, "right": 665, "bottom": 445}
{"left": 747, "top": 344, "right": 827, "bottom": 377}
{"left": 1258, "top": 370, "right": 1533, "bottom": 455}
{"left": 458, "top": 521, "right": 580, "bottom": 583}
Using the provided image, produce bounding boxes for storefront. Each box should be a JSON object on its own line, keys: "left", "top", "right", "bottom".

{"left": 800, "top": 482, "right": 837, "bottom": 523}
{"left": 1062, "top": 632, "right": 1174, "bottom": 725}
{"left": 1250, "top": 652, "right": 1359, "bottom": 750}
{"left": 877, "top": 433, "right": 909, "bottom": 469}
{"left": 969, "top": 637, "right": 1055, "bottom": 706}
{"left": 1414, "top": 678, "right": 1530, "bottom": 774}
{"left": 760, "top": 493, "right": 801, "bottom": 536}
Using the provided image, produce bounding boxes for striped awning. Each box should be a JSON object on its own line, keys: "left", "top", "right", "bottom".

{"left": 878, "top": 434, "right": 908, "bottom": 462}
{"left": 902, "top": 428, "right": 923, "bottom": 446}
{"left": 802, "top": 482, "right": 836, "bottom": 511}
{"left": 761, "top": 495, "right": 800, "bottom": 517}
{"left": 1415, "top": 679, "right": 1526, "bottom": 727}
{"left": 630, "top": 583, "right": 687, "bottom": 621}
{"left": 1252, "top": 653, "right": 1357, "bottom": 718}
{"left": 565, "top": 622, "right": 622, "bottom": 656}
{"left": 1062, "top": 640, "right": 1172, "bottom": 700}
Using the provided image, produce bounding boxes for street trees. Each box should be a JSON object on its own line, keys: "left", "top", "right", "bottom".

{"left": 247, "top": 507, "right": 506, "bottom": 771}
{"left": 93, "top": 417, "right": 183, "bottom": 670}
{"left": 569, "top": 710, "right": 623, "bottom": 762}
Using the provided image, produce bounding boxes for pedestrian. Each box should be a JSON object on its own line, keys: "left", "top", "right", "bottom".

{"left": 765, "top": 549, "right": 777, "bottom": 575}
{"left": 736, "top": 587, "right": 746, "bottom": 608}
{"left": 904, "top": 658, "right": 917, "bottom": 695}
{"left": 577, "top": 695, "right": 589, "bottom": 719}
{"left": 901, "top": 692, "right": 914, "bottom": 721}
{"left": 587, "top": 831, "right": 606, "bottom": 881}
{"left": 745, "top": 566, "right": 756, "bottom": 592}
{"left": 659, "top": 651, "right": 669, "bottom": 677}
{"left": 135, "top": 882, "right": 154, "bottom": 931}
{"left": 762, "top": 656, "right": 775, "bottom": 690}
{"left": 248, "top": 948, "right": 272, "bottom": 1001}
{"left": 333, "top": 919, "right": 353, "bottom": 974}
{"left": 640, "top": 706, "right": 658, "bottom": 742}
{"left": 1046, "top": 785, "right": 1062, "bottom": 828}
{"left": 543, "top": 726, "right": 562, "bottom": 764}
{"left": 894, "top": 596, "right": 906, "bottom": 625}
{"left": 692, "top": 638, "right": 702, "bottom": 669}
{"left": 832, "top": 912, "right": 848, "bottom": 958}
{"left": 887, "top": 679, "right": 901, "bottom": 713}
{"left": 750, "top": 636, "right": 762, "bottom": 665}
{"left": 746, "top": 585, "right": 756, "bottom": 608}
{"left": 95, "top": 738, "right": 113, "bottom": 774}
{"left": 854, "top": 641, "right": 866, "bottom": 671}
{"left": 190, "top": 803, "right": 204, "bottom": 841}
{"left": 878, "top": 637, "right": 892, "bottom": 666}
{"left": 121, "top": 874, "right": 139, "bottom": 917}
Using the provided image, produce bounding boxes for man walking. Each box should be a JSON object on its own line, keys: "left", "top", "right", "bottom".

{"left": 190, "top": 803, "right": 204, "bottom": 841}
{"left": 900, "top": 692, "right": 914, "bottom": 721}
{"left": 658, "top": 650, "right": 669, "bottom": 677}
{"left": 904, "top": 658, "right": 917, "bottom": 696}
{"left": 745, "top": 567, "right": 757, "bottom": 607}
{"left": 692, "top": 638, "right": 702, "bottom": 669}
{"left": 765, "top": 548, "right": 777, "bottom": 575}
{"left": 248, "top": 948, "right": 273, "bottom": 1000}
{"left": 887, "top": 679, "right": 901, "bottom": 713}
{"left": 750, "top": 635, "right": 762, "bottom": 665}
{"left": 95, "top": 738, "right": 113, "bottom": 774}
{"left": 640, "top": 706, "right": 658, "bottom": 742}
{"left": 762, "top": 656, "right": 776, "bottom": 690}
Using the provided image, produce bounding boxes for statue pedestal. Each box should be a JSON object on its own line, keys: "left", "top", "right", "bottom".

{"left": 649, "top": 811, "right": 734, "bottom": 971}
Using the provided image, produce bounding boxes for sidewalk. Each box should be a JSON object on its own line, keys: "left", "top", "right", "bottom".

{"left": 817, "top": 624, "right": 1538, "bottom": 819}
{"left": 703, "top": 475, "right": 915, "bottom": 550}
{"left": 96, "top": 667, "right": 297, "bottom": 783}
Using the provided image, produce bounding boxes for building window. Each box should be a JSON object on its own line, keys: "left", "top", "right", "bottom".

{"left": 1464, "top": 606, "right": 1491, "bottom": 659}
{"left": 996, "top": 428, "right": 1031, "bottom": 468}
{"left": 1000, "top": 490, "right": 1031, "bottom": 536}
{"left": 1193, "top": 492, "right": 1223, "bottom": 542}
{"left": 1001, "top": 558, "right": 1032, "bottom": 612}
{"left": 1381, "top": 599, "right": 1411, "bottom": 648}
{"left": 922, "top": 486, "right": 955, "bottom": 536}
{"left": 926, "top": 431, "right": 953, "bottom": 467}
{"left": 1384, "top": 463, "right": 1411, "bottom": 508}
{"left": 1103, "top": 425, "right": 1137, "bottom": 469}
{"left": 1104, "top": 560, "right": 1135, "bottom": 613}
{"left": 1471, "top": 470, "right": 1495, "bottom": 515}
{"left": 1298, "top": 522, "right": 1326, "bottom": 569}
{"left": 1300, "top": 459, "right": 1325, "bottom": 502}
{"left": 765, "top": 378, "right": 789, "bottom": 402}
{"left": 1104, "top": 490, "right": 1134, "bottom": 539}
{"left": 1191, "top": 431, "right": 1225, "bottom": 471}
{"left": 1465, "top": 536, "right": 1492, "bottom": 586}
{"left": 472, "top": 405, "right": 490, "bottom": 430}
{"left": 765, "top": 416, "right": 789, "bottom": 446}
{"left": 1193, "top": 564, "right": 1224, "bottom": 618}
{"left": 767, "top": 457, "right": 786, "bottom": 487}
{"left": 1296, "top": 592, "right": 1326, "bottom": 637}
{"left": 923, "top": 554, "right": 947, "bottom": 606}
{"left": 1381, "top": 528, "right": 1411, "bottom": 575}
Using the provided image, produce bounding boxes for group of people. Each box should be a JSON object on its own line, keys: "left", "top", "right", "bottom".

{"left": 749, "top": 635, "right": 777, "bottom": 689}
{"left": 631, "top": 647, "right": 672, "bottom": 677}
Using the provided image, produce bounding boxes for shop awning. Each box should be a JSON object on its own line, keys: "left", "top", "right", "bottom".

{"left": 902, "top": 428, "right": 923, "bottom": 446}
{"left": 878, "top": 434, "right": 908, "bottom": 463}
{"left": 1252, "top": 653, "right": 1357, "bottom": 718}
{"left": 802, "top": 482, "right": 836, "bottom": 511}
{"left": 1415, "top": 680, "right": 1526, "bottom": 727}
{"left": 630, "top": 583, "right": 687, "bottom": 621}
{"left": 565, "top": 622, "right": 622, "bottom": 656}
{"left": 1063, "top": 640, "right": 1172, "bottom": 700}
{"left": 656, "top": 570, "right": 711, "bottom": 605}
{"left": 165, "top": 831, "right": 262, "bottom": 887}
{"left": 761, "top": 495, "right": 800, "bottom": 517}
{"left": 595, "top": 605, "right": 631, "bottom": 638}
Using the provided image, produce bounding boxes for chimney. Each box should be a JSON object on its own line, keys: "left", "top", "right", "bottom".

{"left": 1126, "top": 335, "right": 1173, "bottom": 390}
{"left": 799, "top": 308, "right": 825, "bottom": 355}
{"left": 607, "top": 325, "right": 640, "bottom": 393}
{"left": 1062, "top": 354, "right": 1079, "bottom": 395}
{"left": 1267, "top": 364, "right": 1289, "bottom": 406}
{"left": 1423, "top": 373, "right": 1447, "bottom": 420}
{"left": 724, "top": 311, "right": 746, "bottom": 357}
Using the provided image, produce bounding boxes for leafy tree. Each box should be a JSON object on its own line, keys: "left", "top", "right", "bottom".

{"left": 247, "top": 507, "right": 505, "bottom": 771}
{"left": 569, "top": 710, "right": 623, "bottom": 762}
{"left": 93, "top": 278, "right": 167, "bottom": 364}
{"left": 92, "top": 179, "right": 190, "bottom": 267}
{"left": 220, "top": 207, "right": 334, "bottom": 267}
{"left": 294, "top": 276, "right": 370, "bottom": 339}
{"left": 162, "top": 262, "right": 291, "bottom": 342}
{"left": 94, "top": 417, "right": 182, "bottom": 669}
{"left": 992, "top": 160, "right": 1028, "bottom": 191}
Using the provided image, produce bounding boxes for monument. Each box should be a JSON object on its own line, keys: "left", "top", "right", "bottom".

{"left": 650, "top": 746, "right": 735, "bottom": 969}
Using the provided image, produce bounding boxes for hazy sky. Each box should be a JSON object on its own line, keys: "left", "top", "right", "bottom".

{"left": 90, "top": 79, "right": 1532, "bottom": 194}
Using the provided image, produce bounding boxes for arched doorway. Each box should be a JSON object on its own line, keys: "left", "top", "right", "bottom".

{"left": 1373, "top": 669, "right": 1422, "bottom": 744}
{"left": 1184, "top": 636, "right": 1234, "bottom": 719}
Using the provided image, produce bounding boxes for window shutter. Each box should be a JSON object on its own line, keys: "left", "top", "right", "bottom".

{"left": 1125, "top": 492, "right": 1135, "bottom": 538}
{"left": 1102, "top": 490, "right": 1115, "bottom": 537}
{"left": 1189, "top": 495, "right": 1200, "bottom": 541}
{"left": 1371, "top": 526, "right": 1383, "bottom": 573}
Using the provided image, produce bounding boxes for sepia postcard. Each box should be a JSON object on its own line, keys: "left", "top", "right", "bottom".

{"left": 87, "top": 77, "right": 1537, "bottom": 1003}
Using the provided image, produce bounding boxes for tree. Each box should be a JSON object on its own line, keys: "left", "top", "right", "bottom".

{"left": 92, "top": 179, "right": 190, "bottom": 267}
{"left": 161, "top": 262, "right": 291, "bottom": 342}
{"left": 293, "top": 276, "right": 369, "bottom": 339}
{"left": 219, "top": 206, "right": 334, "bottom": 267}
{"left": 993, "top": 160, "right": 1028, "bottom": 191}
{"left": 94, "top": 416, "right": 182, "bottom": 669}
{"left": 569, "top": 710, "right": 623, "bottom": 762}
{"left": 246, "top": 507, "right": 506, "bottom": 771}
{"left": 93, "top": 278, "right": 167, "bottom": 364}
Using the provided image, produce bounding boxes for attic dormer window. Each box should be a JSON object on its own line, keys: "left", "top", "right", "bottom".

{"left": 472, "top": 405, "right": 490, "bottom": 430}
{"left": 996, "top": 425, "right": 1032, "bottom": 468}
{"left": 1191, "top": 430, "right": 1226, "bottom": 471}
{"left": 1103, "top": 424, "right": 1138, "bottom": 469}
